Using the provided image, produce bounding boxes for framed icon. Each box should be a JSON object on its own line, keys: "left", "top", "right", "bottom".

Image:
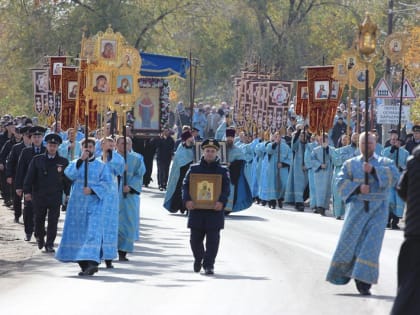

{"left": 314, "top": 81, "right": 329, "bottom": 100}
{"left": 189, "top": 173, "right": 222, "bottom": 210}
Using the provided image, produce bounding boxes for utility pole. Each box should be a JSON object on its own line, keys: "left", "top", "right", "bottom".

{"left": 385, "top": 0, "right": 394, "bottom": 81}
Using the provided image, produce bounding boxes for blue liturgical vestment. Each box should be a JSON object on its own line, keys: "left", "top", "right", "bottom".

{"left": 100, "top": 151, "right": 125, "bottom": 260}
{"left": 225, "top": 144, "right": 252, "bottom": 212}
{"left": 331, "top": 144, "right": 359, "bottom": 218}
{"left": 118, "top": 151, "right": 146, "bottom": 252}
{"left": 55, "top": 158, "right": 113, "bottom": 263}
{"left": 259, "top": 140, "right": 292, "bottom": 201}
{"left": 311, "top": 145, "right": 334, "bottom": 209}
{"left": 285, "top": 137, "right": 308, "bottom": 204}
{"left": 164, "top": 144, "right": 194, "bottom": 212}
{"left": 326, "top": 154, "right": 399, "bottom": 285}
{"left": 382, "top": 146, "right": 409, "bottom": 218}
{"left": 304, "top": 141, "right": 318, "bottom": 209}
{"left": 251, "top": 141, "right": 266, "bottom": 198}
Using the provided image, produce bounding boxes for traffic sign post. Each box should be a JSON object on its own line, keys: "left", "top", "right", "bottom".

{"left": 374, "top": 78, "right": 394, "bottom": 99}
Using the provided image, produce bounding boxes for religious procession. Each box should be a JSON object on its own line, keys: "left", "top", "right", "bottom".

{"left": 1, "top": 2, "right": 420, "bottom": 314}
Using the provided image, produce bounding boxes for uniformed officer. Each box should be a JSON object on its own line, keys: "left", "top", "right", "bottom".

{"left": 15, "top": 126, "right": 47, "bottom": 241}
{"left": 5, "top": 125, "right": 31, "bottom": 223}
{"left": 23, "top": 133, "right": 69, "bottom": 252}
{"left": 182, "top": 139, "right": 230, "bottom": 275}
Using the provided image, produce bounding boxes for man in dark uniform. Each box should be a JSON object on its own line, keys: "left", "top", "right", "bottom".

{"left": 0, "top": 121, "right": 17, "bottom": 206}
{"left": 15, "top": 126, "right": 47, "bottom": 241}
{"left": 182, "top": 139, "right": 230, "bottom": 275}
{"left": 6, "top": 126, "right": 31, "bottom": 223}
{"left": 405, "top": 125, "right": 420, "bottom": 155}
{"left": 391, "top": 144, "right": 420, "bottom": 314}
{"left": 156, "top": 127, "right": 175, "bottom": 190}
{"left": 132, "top": 136, "right": 156, "bottom": 188}
{"left": 23, "top": 134, "right": 69, "bottom": 253}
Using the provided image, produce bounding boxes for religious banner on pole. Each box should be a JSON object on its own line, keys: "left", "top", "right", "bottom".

{"left": 305, "top": 65, "right": 335, "bottom": 134}
{"left": 295, "top": 80, "right": 309, "bottom": 118}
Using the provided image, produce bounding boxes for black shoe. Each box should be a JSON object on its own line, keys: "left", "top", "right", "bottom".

{"left": 79, "top": 265, "right": 98, "bottom": 276}
{"left": 295, "top": 203, "right": 304, "bottom": 211}
{"left": 261, "top": 201, "right": 267, "bottom": 206}
{"left": 14, "top": 217, "right": 19, "bottom": 223}
{"left": 159, "top": 187, "right": 164, "bottom": 191}
{"left": 24, "top": 233, "right": 32, "bottom": 241}
{"left": 36, "top": 237, "right": 45, "bottom": 249}
{"left": 336, "top": 216, "right": 342, "bottom": 220}
{"left": 318, "top": 207, "right": 326, "bottom": 216}
{"left": 391, "top": 224, "right": 400, "bottom": 230}
{"left": 355, "top": 279, "right": 371, "bottom": 296}
{"left": 193, "top": 260, "right": 202, "bottom": 273}
{"left": 105, "top": 260, "right": 114, "bottom": 268}
{"left": 45, "top": 246, "right": 55, "bottom": 253}
{"left": 224, "top": 211, "right": 231, "bottom": 216}
{"left": 313, "top": 208, "right": 319, "bottom": 214}
{"left": 204, "top": 267, "right": 214, "bottom": 275}
{"left": 278, "top": 200, "right": 283, "bottom": 209}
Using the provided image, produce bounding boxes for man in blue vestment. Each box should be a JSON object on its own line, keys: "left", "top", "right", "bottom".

{"left": 311, "top": 133, "right": 334, "bottom": 216}
{"left": 259, "top": 131, "right": 292, "bottom": 209}
{"left": 382, "top": 132, "right": 409, "bottom": 229}
{"left": 98, "top": 137, "right": 125, "bottom": 268}
{"left": 224, "top": 128, "right": 253, "bottom": 213}
{"left": 55, "top": 137, "right": 113, "bottom": 276}
{"left": 331, "top": 133, "right": 359, "bottom": 219}
{"left": 164, "top": 130, "right": 195, "bottom": 213}
{"left": 285, "top": 125, "right": 309, "bottom": 211}
{"left": 304, "top": 134, "right": 318, "bottom": 211}
{"left": 326, "top": 132, "right": 399, "bottom": 295}
{"left": 116, "top": 136, "right": 146, "bottom": 261}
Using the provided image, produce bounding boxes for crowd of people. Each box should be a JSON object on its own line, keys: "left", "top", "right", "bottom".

{"left": 0, "top": 114, "right": 145, "bottom": 276}
{"left": 1, "top": 102, "right": 420, "bottom": 307}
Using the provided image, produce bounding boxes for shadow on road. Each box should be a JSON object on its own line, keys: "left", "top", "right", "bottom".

{"left": 336, "top": 293, "right": 395, "bottom": 301}
{"left": 225, "top": 215, "right": 268, "bottom": 222}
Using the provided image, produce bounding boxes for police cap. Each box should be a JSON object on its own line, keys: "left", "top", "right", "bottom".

{"left": 29, "top": 126, "right": 47, "bottom": 136}
{"left": 201, "top": 138, "right": 220, "bottom": 151}
{"left": 45, "top": 133, "right": 62, "bottom": 145}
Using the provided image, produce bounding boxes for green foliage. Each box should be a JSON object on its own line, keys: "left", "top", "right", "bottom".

{"left": 0, "top": 0, "right": 417, "bottom": 117}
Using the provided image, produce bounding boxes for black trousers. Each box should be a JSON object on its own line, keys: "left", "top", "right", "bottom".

{"left": 391, "top": 239, "right": 420, "bottom": 315}
{"left": 142, "top": 154, "right": 154, "bottom": 185}
{"left": 12, "top": 182, "right": 22, "bottom": 219}
{"left": 157, "top": 160, "right": 171, "bottom": 188}
{"left": 34, "top": 201, "right": 60, "bottom": 247}
{"left": 190, "top": 228, "right": 220, "bottom": 269}
{"left": 23, "top": 199, "right": 35, "bottom": 235}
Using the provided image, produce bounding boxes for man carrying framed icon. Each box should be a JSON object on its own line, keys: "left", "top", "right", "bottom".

{"left": 182, "top": 139, "right": 230, "bottom": 275}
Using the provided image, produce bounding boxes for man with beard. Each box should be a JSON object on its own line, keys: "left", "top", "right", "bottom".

{"left": 224, "top": 128, "right": 253, "bottom": 214}
{"left": 56, "top": 138, "right": 113, "bottom": 276}
{"left": 164, "top": 130, "right": 195, "bottom": 213}
{"left": 326, "top": 132, "right": 399, "bottom": 295}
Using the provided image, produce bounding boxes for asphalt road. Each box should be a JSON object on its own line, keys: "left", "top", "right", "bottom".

{"left": 0, "top": 186, "right": 403, "bottom": 315}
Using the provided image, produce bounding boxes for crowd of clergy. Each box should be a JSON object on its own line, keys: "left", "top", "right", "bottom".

{"left": 0, "top": 114, "right": 146, "bottom": 276}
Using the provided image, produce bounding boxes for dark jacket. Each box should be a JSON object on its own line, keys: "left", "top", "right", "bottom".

{"left": 5, "top": 142, "right": 26, "bottom": 178}
{"left": 397, "top": 145, "right": 420, "bottom": 238}
{"left": 156, "top": 136, "right": 175, "bottom": 162}
{"left": 182, "top": 157, "right": 230, "bottom": 230}
{"left": 15, "top": 145, "right": 46, "bottom": 190}
{"left": 23, "top": 152, "right": 70, "bottom": 204}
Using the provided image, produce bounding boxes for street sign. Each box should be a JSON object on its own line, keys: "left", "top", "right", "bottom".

{"left": 376, "top": 104, "right": 410, "bottom": 124}
{"left": 374, "top": 78, "right": 393, "bottom": 98}
{"left": 394, "top": 78, "right": 417, "bottom": 99}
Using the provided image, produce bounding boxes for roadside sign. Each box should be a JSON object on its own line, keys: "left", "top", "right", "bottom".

{"left": 394, "top": 78, "right": 417, "bottom": 99}
{"left": 374, "top": 78, "right": 393, "bottom": 98}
